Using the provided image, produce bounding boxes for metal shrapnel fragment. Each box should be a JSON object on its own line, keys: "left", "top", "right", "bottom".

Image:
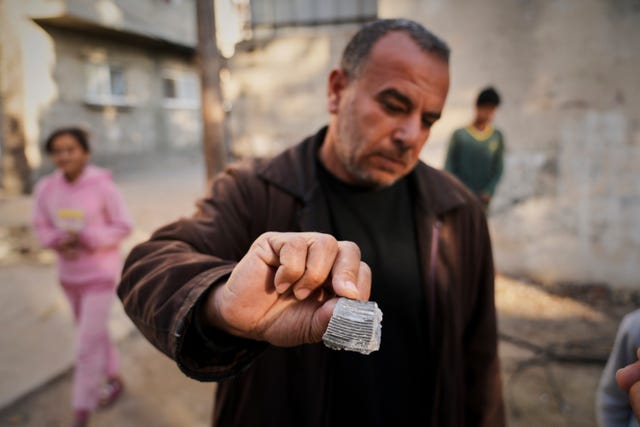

{"left": 322, "top": 298, "right": 382, "bottom": 355}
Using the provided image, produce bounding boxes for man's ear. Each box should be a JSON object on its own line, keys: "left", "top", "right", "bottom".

{"left": 327, "top": 68, "right": 349, "bottom": 114}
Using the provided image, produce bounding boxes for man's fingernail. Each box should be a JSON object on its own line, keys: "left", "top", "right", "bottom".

{"left": 295, "top": 288, "right": 311, "bottom": 300}
{"left": 276, "top": 282, "right": 290, "bottom": 294}
{"left": 345, "top": 281, "right": 358, "bottom": 295}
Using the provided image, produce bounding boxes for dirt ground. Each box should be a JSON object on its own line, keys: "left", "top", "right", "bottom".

{"left": 0, "top": 330, "right": 214, "bottom": 427}
{"left": 496, "top": 275, "right": 637, "bottom": 427}
{"left": 0, "top": 274, "right": 637, "bottom": 427}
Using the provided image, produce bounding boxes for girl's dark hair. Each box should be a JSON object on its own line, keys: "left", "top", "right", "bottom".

{"left": 44, "top": 127, "right": 91, "bottom": 154}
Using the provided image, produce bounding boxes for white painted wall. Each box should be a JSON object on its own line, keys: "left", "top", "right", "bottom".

{"left": 379, "top": 0, "right": 640, "bottom": 288}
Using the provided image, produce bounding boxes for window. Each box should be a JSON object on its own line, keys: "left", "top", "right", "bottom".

{"left": 162, "top": 70, "right": 200, "bottom": 109}
{"left": 85, "top": 62, "right": 131, "bottom": 106}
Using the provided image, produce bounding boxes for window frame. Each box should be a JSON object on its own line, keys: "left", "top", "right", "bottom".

{"left": 161, "top": 69, "right": 201, "bottom": 110}
{"left": 84, "top": 61, "right": 133, "bottom": 107}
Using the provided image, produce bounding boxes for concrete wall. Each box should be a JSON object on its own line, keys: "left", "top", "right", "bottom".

{"left": 378, "top": 0, "right": 640, "bottom": 288}
{"left": 25, "top": 0, "right": 196, "bottom": 46}
{"left": 225, "top": 25, "right": 361, "bottom": 158}
{"left": 1, "top": 1, "right": 47, "bottom": 191}
{"left": 225, "top": 1, "right": 640, "bottom": 289}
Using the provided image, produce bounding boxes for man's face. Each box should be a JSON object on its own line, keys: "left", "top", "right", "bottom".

{"left": 322, "top": 31, "right": 450, "bottom": 188}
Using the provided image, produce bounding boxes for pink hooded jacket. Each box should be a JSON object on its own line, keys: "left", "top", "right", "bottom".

{"left": 32, "top": 165, "right": 133, "bottom": 285}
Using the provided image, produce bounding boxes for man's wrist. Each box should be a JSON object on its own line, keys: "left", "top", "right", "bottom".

{"left": 193, "top": 285, "right": 252, "bottom": 352}
{"left": 198, "top": 283, "right": 230, "bottom": 333}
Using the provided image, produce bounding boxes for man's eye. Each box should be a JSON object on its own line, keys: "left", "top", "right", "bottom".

{"left": 383, "top": 102, "right": 405, "bottom": 113}
{"left": 422, "top": 119, "right": 435, "bottom": 129}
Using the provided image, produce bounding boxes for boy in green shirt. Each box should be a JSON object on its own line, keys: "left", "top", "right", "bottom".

{"left": 445, "top": 87, "right": 504, "bottom": 209}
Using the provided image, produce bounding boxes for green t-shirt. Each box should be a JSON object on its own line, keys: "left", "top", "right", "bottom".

{"left": 444, "top": 125, "right": 505, "bottom": 196}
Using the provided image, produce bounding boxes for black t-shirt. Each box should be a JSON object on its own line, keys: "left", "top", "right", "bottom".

{"left": 317, "top": 161, "right": 431, "bottom": 427}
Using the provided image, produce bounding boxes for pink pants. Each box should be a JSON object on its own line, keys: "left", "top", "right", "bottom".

{"left": 62, "top": 281, "right": 120, "bottom": 411}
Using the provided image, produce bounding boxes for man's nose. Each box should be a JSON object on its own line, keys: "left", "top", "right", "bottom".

{"left": 392, "top": 114, "right": 424, "bottom": 148}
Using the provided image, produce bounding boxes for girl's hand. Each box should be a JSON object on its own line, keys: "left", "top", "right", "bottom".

{"left": 58, "top": 231, "right": 81, "bottom": 259}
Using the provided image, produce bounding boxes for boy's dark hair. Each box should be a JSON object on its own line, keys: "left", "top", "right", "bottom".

{"left": 341, "top": 18, "right": 450, "bottom": 79}
{"left": 44, "top": 127, "right": 91, "bottom": 154}
{"left": 476, "top": 87, "right": 501, "bottom": 107}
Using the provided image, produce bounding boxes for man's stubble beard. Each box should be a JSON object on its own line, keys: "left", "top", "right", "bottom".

{"left": 334, "top": 105, "right": 399, "bottom": 190}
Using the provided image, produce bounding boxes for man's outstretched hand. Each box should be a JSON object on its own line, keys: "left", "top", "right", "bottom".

{"left": 616, "top": 348, "right": 640, "bottom": 423}
{"left": 200, "top": 232, "right": 371, "bottom": 347}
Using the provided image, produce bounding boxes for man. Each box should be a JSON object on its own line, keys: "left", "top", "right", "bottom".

{"left": 118, "top": 19, "right": 504, "bottom": 427}
{"left": 444, "top": 87, "right": 505, "bottom": 209}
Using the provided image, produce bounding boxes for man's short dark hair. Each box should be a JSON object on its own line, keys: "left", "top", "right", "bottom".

{"left": 476, "top": 87, "right": 501, "bottom": 107}
{"left": 340, "top": 18, "right": 450, "bottom": 79}
{"left": 44, "top": 127, "right": 91, "bottom": 154}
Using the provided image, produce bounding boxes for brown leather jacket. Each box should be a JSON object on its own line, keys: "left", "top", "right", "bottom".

{"left": 118, "top": 128, "right": 505, "bottom": 427}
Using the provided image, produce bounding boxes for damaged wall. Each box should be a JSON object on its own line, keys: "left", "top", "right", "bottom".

{"left": 224, "top": 25, "right": 361, "bottom": 158}
{"left": 379, "top": 0, "right": 640, "bottom": 288}
{"left": 224, "top": 0, "right": 640, "bottom": 288}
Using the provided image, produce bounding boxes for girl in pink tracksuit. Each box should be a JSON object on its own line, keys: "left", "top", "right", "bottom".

{"left": 32, "top": 127, "right": 132, "bottom": 427}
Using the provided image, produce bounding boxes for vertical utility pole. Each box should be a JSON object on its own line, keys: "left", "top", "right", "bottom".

{"left": 196, "top": 0, "right": 227, "bottom": 180}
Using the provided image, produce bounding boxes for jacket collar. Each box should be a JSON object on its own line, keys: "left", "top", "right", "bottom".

{"left": 256, "top": 127, "right": 326, "bottom": 204}
{"left": 257, "top": 126, "right": 467, "bottom": 217}
{"left": 411, "top": 160, "right": 467, "bottom": 217}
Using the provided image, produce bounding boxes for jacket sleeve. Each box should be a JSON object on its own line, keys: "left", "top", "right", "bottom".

{"left": 117, "top": 166, "right": 267, "bottom": 381}
{"left": 464, "top": 207, "right": 506, "bottom": 427}
{"left": 31, "top": 180, "right": 67, "bottom": 249}
{"left": 79, "top": 180, "right": 133, "bottom": 250}
{"left": 596, "top": 310, "right": 640, "bottom": 427}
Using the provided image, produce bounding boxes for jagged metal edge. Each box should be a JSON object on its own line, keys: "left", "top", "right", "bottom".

{"left": 322, "top": 298, "right": 382, "bottom": 355}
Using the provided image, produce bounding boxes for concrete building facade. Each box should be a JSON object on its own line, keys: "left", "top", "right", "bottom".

{"left": 0, "top": 0, "right": 201, "bottom": 188}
